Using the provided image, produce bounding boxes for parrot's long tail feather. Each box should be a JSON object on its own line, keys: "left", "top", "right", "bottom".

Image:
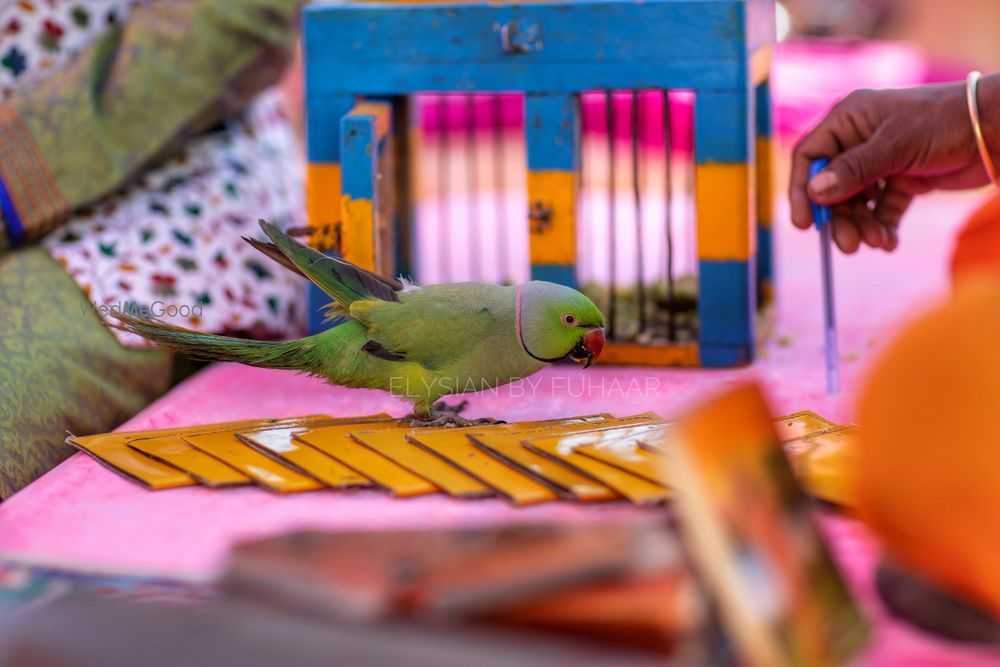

{"left": 109, "top": 313, "right": 317, "bottom": 371}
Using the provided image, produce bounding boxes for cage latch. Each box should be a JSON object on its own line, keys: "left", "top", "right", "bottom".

{"left": 528, "top": 200, "right": 554, "bottom": 234}
{"left": 496, "top": 20, "right": 542, "bottom": 54}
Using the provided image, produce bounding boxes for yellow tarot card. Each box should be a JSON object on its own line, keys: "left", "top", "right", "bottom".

{"left": 128, "top": 435, "right": 251, "bottom": 488}
{"left": 524, "top": 432, "right": 671, "bottom": 506}
{"left": 469, "top": 432, "right": 619, "bottom": 502}
{"left": 790, "top": 425, "right": 860, "bottom": 509}
{"left": 294, "top": 423, "right": 438, "bottom": 497}
{"left": 349, "top": 413, "right": 619, "bottom": 500}
{"left": 129, "top": 415, "right": 339, "bottom": 489}
{"left": 351, "top": 428, "right": 493, "bottom": 498}
{"left": 237, "top": 414, "right": 397, "bottom": 489}
{"left": 407, "top": 426, "right": 558, "bottom": 506}
{"left": 410, "top": 414, "right": 658, "bottom": 505}
{"left": 184, "top": 429, "right": 325, "bottom": 494}
{"left": 773, "top": 410, "right": 840, "bottom": 443}
{"left": 66, "top": 415, "right": 331, "bottom": 490}
{"left": 573, "top": 423, "right": 673, "bottom": 485}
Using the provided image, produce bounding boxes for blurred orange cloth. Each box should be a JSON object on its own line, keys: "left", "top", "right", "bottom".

{"left": 951, "top": 191, "right": 1000, "bottom": 285}
{"left": 857, "top": 278, "right": 1000, "bottom": 618}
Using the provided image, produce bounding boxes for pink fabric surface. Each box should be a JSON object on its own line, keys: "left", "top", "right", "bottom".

{"left": 1, "top": 188, "right": 995, "bottom": 667}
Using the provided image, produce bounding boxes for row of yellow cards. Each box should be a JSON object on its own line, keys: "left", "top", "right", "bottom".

{"left": 66, "top": 410, "right": 856, "bottom": 507}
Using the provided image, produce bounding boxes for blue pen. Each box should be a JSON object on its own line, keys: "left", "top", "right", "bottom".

{"left": 810, "top": 159, "right": 839, "bottom": 394}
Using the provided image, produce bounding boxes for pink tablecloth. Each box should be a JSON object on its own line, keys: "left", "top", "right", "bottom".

{"left": 2, "top": 187, "right": 997, "bottom": 664}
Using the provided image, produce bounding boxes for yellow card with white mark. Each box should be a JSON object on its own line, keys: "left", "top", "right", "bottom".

{"left": 524, "top": 426, "right": 672, "bottom": 506}
{"left": 128, "top": 415, "right": 339, "bottom": 488}
{"left": 237, "top": 414, "right": 397, "bottom": 489}
{"left": 294, "top": 423, "right": 438, "bottom": 497}
{"left": 67, "top": 415, "right": 332, "bottom": 490}
{"left": 399, "top": 416, "right": 616, "bottom": 505}
{"left": 356, "top": 415, "right": 621, "bottom": 504}
{"left": 184, "top": 430, "right": 325, "bottom": 493}
{"left": 574, "top": 423, "right": 672, "bottom": 485}
{"left": 410, "top": 414, "right": 660, "bottom": 505}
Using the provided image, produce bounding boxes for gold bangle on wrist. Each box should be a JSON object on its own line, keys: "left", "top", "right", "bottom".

{"left": 966, "top": 71, "right": 999, "bottom": 186}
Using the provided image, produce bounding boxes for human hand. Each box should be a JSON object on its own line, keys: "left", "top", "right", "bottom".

{"left": 789, "top": 76, "right": 999, "bottom": 253}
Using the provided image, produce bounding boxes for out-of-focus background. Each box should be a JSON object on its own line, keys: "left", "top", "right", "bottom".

{"left": 782, "top": 0, "right": 1000, "bottom": 67}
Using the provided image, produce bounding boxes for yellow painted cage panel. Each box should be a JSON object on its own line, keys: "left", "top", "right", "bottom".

{"left": 695, "top": 162, "right": 754, "bottom": 261}
{"left": 306, "top": 163, "right": 343, "bottom": 252}
{"left": 528, "top": 170, "right": 577, "bottom": 265}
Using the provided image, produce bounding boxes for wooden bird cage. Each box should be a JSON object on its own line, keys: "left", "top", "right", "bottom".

{"left": 302, "top": 0, "right": 775, "bottom": 367}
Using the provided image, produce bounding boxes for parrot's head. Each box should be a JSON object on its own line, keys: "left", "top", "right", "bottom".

{"left": 517, "top": 281, "right": 605, "bottom": 368}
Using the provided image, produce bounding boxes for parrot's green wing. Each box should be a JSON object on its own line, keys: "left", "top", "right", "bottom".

{"left": 251, "top": 220, "right": 402, "bottom": 306}
{"left": 350, "top": 290, "right": 497, "bottom": 370}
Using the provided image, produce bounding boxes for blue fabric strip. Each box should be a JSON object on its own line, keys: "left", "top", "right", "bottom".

{"left": 0, "top": 172, "right": 25, "bottom": 247}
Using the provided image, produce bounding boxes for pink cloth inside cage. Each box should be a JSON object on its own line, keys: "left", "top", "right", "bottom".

{"left": 417, "top": 40, "right": 946, "bottom": 144}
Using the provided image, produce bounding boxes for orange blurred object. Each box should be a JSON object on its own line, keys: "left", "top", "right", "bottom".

{"left": 857, "top": 278, "right": 1000, "bottom": 619}
{"left": 950, "top": 192, "right": 1000, "bottom": 286}
{"left": 485, "top": 572, "right": 702, "bottom": 653}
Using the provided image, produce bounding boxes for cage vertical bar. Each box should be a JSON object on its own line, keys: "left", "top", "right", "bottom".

{"left": 525, "top": 93, "right": 579, "bottom": 288}
{"left": 694, "top": 87, "right": 756, "bottom": 367}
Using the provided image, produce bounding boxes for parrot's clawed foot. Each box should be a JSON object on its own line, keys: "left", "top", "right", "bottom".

{"left": 405, "top": 408, "right": 505, "bottom": 428}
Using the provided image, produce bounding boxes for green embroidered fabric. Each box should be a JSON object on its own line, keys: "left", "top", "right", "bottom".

{"left": 0, "top": 247, "right": 173, "bottom": 498}
{"left": 3, "top": 0, "right": 300, "bottom": 241}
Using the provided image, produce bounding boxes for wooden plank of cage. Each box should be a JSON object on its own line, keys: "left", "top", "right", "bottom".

{"left": 694, "top": 87, "right": 756, "bottom": 367}
{"left": 663, "top": 90, "right": 677, "bottom": 343}
{"left": 305, "top": 93, "right": 354, "bottom": 335}
{"left": 392, "top": 96, "right": 415, "bottom": 280}
{"left": 605, "top": 90, "right": 618, "bottom": 339}
{"left": 303, "top": 0, "right": 768, "bottom": 94}
{"left": 755, "top": 75, "right": 775, "bottom": 306}
{"left": 465, "top": 95, "right": 482, "bottom": 282}
{"left": 436, "top": 95, "right": 452, "bottom": 284}
{"left": 525, "top": 94, "right": 578, "bottom": 288}
{"left": 492, "top": 94, "right": 510, "bottom": 284}
{"left": 306, "top": 93, "right": 353, "bottom": 250}
{"left": 340, "top": 101, "right": 395, "bottom": 280}
{"left": 630, "top": 90, "right": 647, "bottom": 335}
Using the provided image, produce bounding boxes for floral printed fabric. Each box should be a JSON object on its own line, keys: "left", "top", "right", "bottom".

{"left": 1, "top": 1, "right": 145, "bottom": 99}
{"left": 3, "top": 0, "right": 306, "bottom": 345}
{"left": 43, "top": 91, "right": 306, "bottom": 346}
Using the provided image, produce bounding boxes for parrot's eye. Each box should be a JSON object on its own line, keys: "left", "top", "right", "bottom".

{"left": 561, "top": 313, "right": 576, "bottom": 327}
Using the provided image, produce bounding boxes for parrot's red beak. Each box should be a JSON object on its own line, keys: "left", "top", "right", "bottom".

{"left": 569, "top": 328, "right": 605, "bottom": 369}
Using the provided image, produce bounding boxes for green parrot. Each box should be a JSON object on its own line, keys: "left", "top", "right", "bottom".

{"left": 111, "top": 220, "right": 606, "bottom": 425}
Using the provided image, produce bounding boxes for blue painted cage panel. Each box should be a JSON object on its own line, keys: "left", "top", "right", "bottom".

{"left": 302, "top": 0, "right": 775, "bottom": 367}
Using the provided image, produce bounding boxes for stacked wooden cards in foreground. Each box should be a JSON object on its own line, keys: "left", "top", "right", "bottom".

{"left": 66, "top": 409, "right": 857, "bottom": 507}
